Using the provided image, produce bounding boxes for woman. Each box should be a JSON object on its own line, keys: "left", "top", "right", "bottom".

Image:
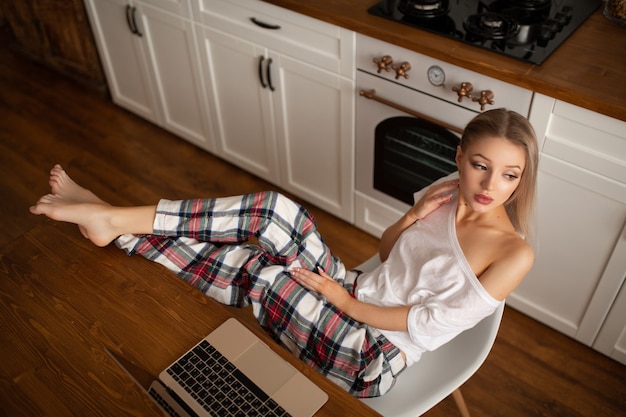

{"left": 30, "top": 108, "right": 538, "bottom": 398}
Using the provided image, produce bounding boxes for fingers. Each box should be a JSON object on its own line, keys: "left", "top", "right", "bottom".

{"left": 289, "top": 267, "right": 332, "bottom": 292}
{"left": 290, "top": 267, "right": 317, "bottom": 282}
{"left": 289, "top": 267, "right": 315, "bottom": 291}
{"left": 410, "top": 179, "right": 458, "bottom": 220}
{"left": 428, "top": 179, "right": 459, "bottom": 197}
{"left": 316, "top": 267, "right": 333, "bottom": 280}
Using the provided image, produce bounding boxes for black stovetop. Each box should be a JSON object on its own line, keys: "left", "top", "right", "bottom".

{"left": 368, "top": 0, "right": 601, "bottom": 64}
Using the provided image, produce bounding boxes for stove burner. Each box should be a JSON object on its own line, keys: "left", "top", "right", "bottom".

{"left": 367, "top": 0, "right": 602, "bottom": 64}
{"left": 490, "top": 0, "right": 551, "bottom": 25}
{"left": 502, "top": 0, "right": 551, "bottom": 12}
{"left": 464, "top": 13, "right": 520, "bottom": 40}
{"left": 398, "top": 0, "right": 449, "bottom": 19}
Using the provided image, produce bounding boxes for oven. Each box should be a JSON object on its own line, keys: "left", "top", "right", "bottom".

{"left": 354, "top": 34, "right": 534, "bottom": 237}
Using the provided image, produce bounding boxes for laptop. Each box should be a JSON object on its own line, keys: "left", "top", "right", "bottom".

{"left": 107, "top": 318, "right": 328, "bottom": 417}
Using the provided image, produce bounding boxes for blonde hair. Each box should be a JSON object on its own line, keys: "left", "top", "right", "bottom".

{"left": 460, "top": 108, "right": 539, "bottom": 238}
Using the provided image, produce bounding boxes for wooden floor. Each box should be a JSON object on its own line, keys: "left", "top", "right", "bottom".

{"left": 1, "top": 33, "right": 624, "bottom": 417}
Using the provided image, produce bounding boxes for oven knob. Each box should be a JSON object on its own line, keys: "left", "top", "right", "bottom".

{"left": 472, "top": 90, "right": 495, "bottom": 111}
{"left": 555, "top": 6, "right": 573, "bottom": 27}
{"left": 392, "top": 61, "right": 411, "bottom": 80}
{"left": 373, "top": 55, "right": 393, "bottom": 73}
{"left": 452, "top": 82, "right": 473, "bottom": 103}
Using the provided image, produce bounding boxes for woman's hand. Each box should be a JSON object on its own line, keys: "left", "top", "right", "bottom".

{"left": 408, "top": 178, "right": 459, "bottom": 222}
{"left": 289, "top": 267, "right": 349, "bottom": 308}
{"left": 290, "top": 266, "right": 410, "bottom": 331}
{"left": 379, "top": 179, "right": 459, "bottom": 261}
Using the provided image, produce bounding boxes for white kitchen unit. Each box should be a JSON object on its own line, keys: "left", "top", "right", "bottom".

{"left": 592, "top": 240, "right": 626, "bottom": 364}
{"left": 593, "top": 226, "right": 626, "bottom": 364}
{"left": 509, "top": 94, "right": 626, "bottom": 364}
{"left": 193, "top": 0, "right": 355, "bottom": 222}
{"left": 84, "top": 0, "right": 214, "bottom": 150}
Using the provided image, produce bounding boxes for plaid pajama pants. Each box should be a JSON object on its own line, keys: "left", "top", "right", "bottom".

{"left": 115, "top": 191, "right": 406, "bottom": 397}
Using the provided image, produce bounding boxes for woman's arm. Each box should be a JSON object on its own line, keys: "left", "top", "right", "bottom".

{"left": 289, "top": 267, "right": 410, "bottom": 331}
{"left": 379, "top": 179, "right": 459, "bottom": 261}
{"left": 478, "top": 239, "right": 535, "bottom": 301}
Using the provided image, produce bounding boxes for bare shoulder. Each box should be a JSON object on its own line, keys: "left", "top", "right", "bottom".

{"left": 479, "top": 234, "right": 535, "bottom": 301}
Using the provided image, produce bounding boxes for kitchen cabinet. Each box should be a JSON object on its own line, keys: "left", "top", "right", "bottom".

{"left": 508, "top": 95, "right": 626, "bottom": 364}
{"left": 590, "top": 224, "right": 626, "bottom": 364}
{"left": 194, "top": 27, "right": 280, "bottom": 184}
{"left": 83, "top": 0, "right": 213, "bottom": 150}
{"left": 193, "top": 0, "right": 355, "bottom": 221}
{"left": 0, "top": 0, "right": 105, "bottom": 88}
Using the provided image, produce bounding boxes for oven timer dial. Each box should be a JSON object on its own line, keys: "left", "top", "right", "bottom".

{"left": 427, "top": 65, "right": 445, "bottom": 87}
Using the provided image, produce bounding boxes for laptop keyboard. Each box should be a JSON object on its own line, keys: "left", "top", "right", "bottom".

{"left": 149, "top": 384, "right": 185, "bottom": 417}
{"left": 166, "top": 339, "right": 291, "bottom": 417}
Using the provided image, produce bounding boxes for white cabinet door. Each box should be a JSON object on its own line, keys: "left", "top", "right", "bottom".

{"left": 84, "top": 0, "right": 161, "bottom": 122}
{"left": 508, "top": 155, "right": 626, "bottom": 338}
{"left": 272, "top": 53, "right": 354, "bottom": 220}
{"left": 593, "top": 280, "right": 626, "bottom": 365}
{"left": 138, "top": 3, "right": 212, "bottom": 149}
{"left": 589, "top": 223, "right": 626, "bottom": 364}
{"left": 510, "top": 95, "right": 626, "bottom": 349}
{"left": 193, "top": 0, "right": 355, "bottom": 221}
{"left": 196, "top": 26, "right": 280, "bottom": 183}
{"left": 85, "top": 0, "right": 213, "bottom": 150}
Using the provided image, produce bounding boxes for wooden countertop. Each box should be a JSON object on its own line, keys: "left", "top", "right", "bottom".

{"left": 263, "top": 0, "right": 626, "bottom": 123}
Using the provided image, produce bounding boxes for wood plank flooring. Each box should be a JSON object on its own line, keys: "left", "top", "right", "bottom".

{"left": 1, "top": 32, "right": 624, "bottom": 417}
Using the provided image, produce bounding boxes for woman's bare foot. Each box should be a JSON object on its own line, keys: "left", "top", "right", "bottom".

{"left": 48, "top": 164, "right": 108, "bottom": 205}
{"left": 31, "top": 164, "right": 111, "bottom": 244}
{"left": 30, "top": 165, "right": 156, "bottom": 247}
{"left": 30, "top": 195, "right": 123, "bottom": 246}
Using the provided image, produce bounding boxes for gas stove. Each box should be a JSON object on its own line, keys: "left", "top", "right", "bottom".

{"left": 368, "top": 0, "right": 601, "bottom": 64}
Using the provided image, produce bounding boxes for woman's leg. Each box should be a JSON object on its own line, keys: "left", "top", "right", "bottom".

{"left": 118, "top": 232, "right": 264, "bottom": 307}
{"left": 260, "top": 272, "right": 406, "bottom": 397}
{"left": 30, "top": 165, "right": 156, "bottom": 247}
{"left": 120, "top": 191, "right": 347, "bottom": 310}
{"left": 31, "top": 167, "right": 338, "bottom": 277}
{"left": 30, "top": 166, "right": 341, "bottom": 308}
{"left": 150, "top": 192, "right": 344, "bottom": 277}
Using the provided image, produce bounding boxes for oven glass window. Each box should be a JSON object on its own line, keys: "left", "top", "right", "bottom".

{"left": 374, "top": 117, "right": 460, "bottom": 205}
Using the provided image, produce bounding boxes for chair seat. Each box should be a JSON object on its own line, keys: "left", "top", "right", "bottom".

{"left": 355, "top": 255, "right": 504, "bottom": 417}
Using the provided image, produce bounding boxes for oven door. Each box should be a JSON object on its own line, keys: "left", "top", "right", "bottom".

{"left": 355, "top": 70, "right": 478, "bottom": 237}
{"left": 374, "top": 116, "right": 460, "bottom": 206}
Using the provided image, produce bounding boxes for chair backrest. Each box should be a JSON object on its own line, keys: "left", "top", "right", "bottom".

{"left": 357, "top": 256, "right": 505, "bottom": 417}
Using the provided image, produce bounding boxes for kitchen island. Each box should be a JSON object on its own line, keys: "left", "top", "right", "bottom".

{"left": 263, "top": 0, "right": 626, "bottom": 123}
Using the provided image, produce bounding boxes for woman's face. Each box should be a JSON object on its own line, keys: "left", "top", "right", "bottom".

{"left": 455, "top": 135, "right": 526, "bottom": 213}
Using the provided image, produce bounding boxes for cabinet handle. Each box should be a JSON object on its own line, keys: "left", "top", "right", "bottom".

{"left": 125, "top": 5, "right": 142, "bottom": 37}
{"left": 250, "top": 17, "right": 281, "bottom": 30}
{"left": 258, "top": 56, "right": 267, "bottom": 88}
{"left": 266, "top": 58, "right": 275, "bottom": 91}
{"left": 130, "top": 6, "right": 142, "bottom": 37}
{"left": 125, "top": 5, "right": 136, "bottom": 35}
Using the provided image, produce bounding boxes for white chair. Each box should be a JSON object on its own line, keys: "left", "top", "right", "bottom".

{"left": 356, "top": 255, "right": 505, "bottom": 417}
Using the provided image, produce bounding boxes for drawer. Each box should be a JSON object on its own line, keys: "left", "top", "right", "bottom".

{"left": 542, "top": 100, "right": 626, "bottom": 185}
{"left": 539, "top": 154, "right": 626, "bottom": 205}
{"left": 192, "top": 0, "right": 354, "bottom": 76}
